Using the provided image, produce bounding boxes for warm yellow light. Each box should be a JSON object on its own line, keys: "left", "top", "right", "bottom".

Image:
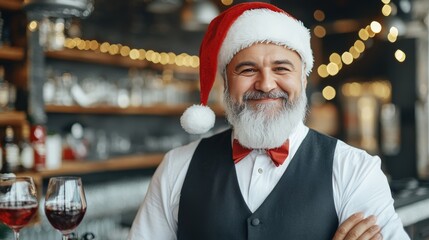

{"left": 382, "top": 4, "right": 392, "bottom": 16}
{"left": 349, "top": 82, "right": 362, "bottom": 97}
{"left": 168, "top": 52, "right": 176, "bottom": 64}
{"left": 366, "top": 26, "right": 376, "bottom": 37}
{"left": 221, "top": 0, "right": 233, "bottom": 6}
{"left": 64, "top": 38, "right": 77, "bottom": 49}
{"left": 381, "top": 0, "right": 390, "bottom": 4}
{"left": 89, "top": 40, "right": 99, "bottom": 50}
{"left": 354, "top": 40, "right": 365, "bottom": 53}
{"left": 84, "top": 40, "right": 91, "bottom": 50}
{"left": 152, "top": 52, "right": 161, "bottom": 64}
{"left": 313, "top": 25, "right": 326, "bottom": 38}
{"left": 317, "top": 64, "right": 329, "bottom": 78}
{"left": 129, "top": 49, "right": 140, "bottom": 60}
{"left": 120, "top": 46, "right": 131, "bottom": 57}
{"left": 108, "top": 44, "right": 119, "bottom": 55}
{"left": 100, "top": 42, "right": 110, "bottom": 53}
{"left": 313, "top": 10, "right": 325, "bottom": 22}
{"left": 28, "top": 21, "right": 38, "bottom": 32}
{"left": 176, "top": 54, "right": 184, "bottom": 66}
{"left": 77, "top": 40, "right": 86, "bottom": 50}
{"left": 341, "top": 83, "right": 351, "bottom": 97}
{"left": 371, "top": 81, "right": 392, "bottom": 101}
{"left": 322, "top": 86, "right": 336, "bottom": 100}
{"left": 395, "top": 49, "right": 406, "bottom": 62}
{"left": 389, "top": 27, "right": 399, "bottom": 37}
{"left": 329, "top": 53, "right": 341, "bottom": 64}
{"left": 183, "top": 55, "right": 192, "bottom": 67}
{"left": 327, "top": 62, "right": 339, "bottom": 76}
{"left": 370, "top": 21, "right": 382, "bottom": 34}
{"left": 387, "top": 33, "right": 397, "bottom": 43}
{"left": 160, "top": 52, "right": 169, "bottom": 65}
{"left": 145, "top": 50, "right": 154, "bottom": 61}
{"left": 191, "top": 56, "right": 200, "bottom": 68}
{"left": 341, "top": 52, "right": 353, "bottom": 65}
{"left": 349, "top": 46, "right": 360, "bottom": 59}
{"left": 138, "top": 49, "right": 146, "bottom": 60}
{"left": 358, "top": 29, "right": 369, "bottom": 41}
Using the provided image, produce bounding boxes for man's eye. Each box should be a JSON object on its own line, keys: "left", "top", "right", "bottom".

{"left": 274, "top": 67, "right": 290, "bottom": 72}
{"left": 240, "top": 68, "right": 256, "bottom": 74}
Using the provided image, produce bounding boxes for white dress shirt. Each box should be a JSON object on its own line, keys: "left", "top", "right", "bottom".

{"left": 127, "top": 122, "right": 410, "bottom": 240}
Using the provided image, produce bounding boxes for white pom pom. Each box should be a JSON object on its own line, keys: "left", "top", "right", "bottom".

{"left": 180, "top": 104, "right": 216, "bottom": 134}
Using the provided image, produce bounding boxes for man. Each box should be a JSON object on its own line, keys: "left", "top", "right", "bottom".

{"left": 128, "top": 2, "right": 409, "bottom": 240}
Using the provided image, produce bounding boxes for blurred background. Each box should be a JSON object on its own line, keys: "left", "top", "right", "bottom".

{"left": 1, "top": 0, "right": 429, "bottom": 239}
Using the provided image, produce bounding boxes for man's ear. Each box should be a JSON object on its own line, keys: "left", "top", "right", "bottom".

{"left": 303, "top": 77, "right": 308, "bottom": 89}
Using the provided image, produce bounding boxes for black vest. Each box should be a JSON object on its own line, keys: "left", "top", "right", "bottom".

{"left": 178, "top": 129, "right": 339, "bottom": 240}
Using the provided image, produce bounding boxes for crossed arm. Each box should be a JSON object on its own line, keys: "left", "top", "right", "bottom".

{"left": 333, "top": 213, "right": 382, "bottom": 240}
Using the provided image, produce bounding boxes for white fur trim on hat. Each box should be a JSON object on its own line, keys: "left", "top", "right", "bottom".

{"left": 180, "top": 104, "right": 216, "bottom": 134}
{"left": 218, "top": 8, "right": 313, "bottom": 76}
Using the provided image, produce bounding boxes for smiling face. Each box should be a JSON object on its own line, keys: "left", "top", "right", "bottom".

{"left": 225, "top": 43, "right": 306, "bottom": 109}
{"left": 223, "top": 43, "right": 308, "bottom": 149}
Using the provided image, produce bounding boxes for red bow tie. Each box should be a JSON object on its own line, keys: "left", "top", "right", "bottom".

{"left": 232, "top": 139, "right": 289, "bottom": 167}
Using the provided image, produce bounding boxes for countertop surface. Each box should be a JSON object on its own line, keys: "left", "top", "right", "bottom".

{"left": 393, "top": 181, "right": 429, "bottom": 226}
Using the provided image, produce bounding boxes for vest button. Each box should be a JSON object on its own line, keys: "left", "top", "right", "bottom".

{"left": 251, "top": 218, "right": 260, "bottom": 226}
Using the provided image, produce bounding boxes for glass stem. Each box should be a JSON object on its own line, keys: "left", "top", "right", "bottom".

{"left": 62, "top": 235, "right": 69, "bottom": 240}
{"left": 14, "top": 230, "right": 20, "bottom": 240}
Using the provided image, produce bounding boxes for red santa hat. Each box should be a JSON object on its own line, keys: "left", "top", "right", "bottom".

{"left": 180, "top": 2, "right": 313, "bottom": 134}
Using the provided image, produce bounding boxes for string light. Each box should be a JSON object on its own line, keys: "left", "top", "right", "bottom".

{"left": 315, "top": 0, "right": 404, "bottom": 82}
{"left": 312, "top": 0, "right": 404, "bottom": 101}
{"left": 62, "top": 37, "right": 200, "bottom": 68}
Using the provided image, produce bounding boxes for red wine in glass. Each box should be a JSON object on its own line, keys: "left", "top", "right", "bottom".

{"left": 0, "top": 176, "right": 39, "bottom": 240}
{"left": 45, "top": 205, "right": 87, "bottom": 232}
{"left": 44, "top": 176, "right": 87, "bottom": 240}
{"left": 0, "top": 201, "right": 38, "bottom": 231}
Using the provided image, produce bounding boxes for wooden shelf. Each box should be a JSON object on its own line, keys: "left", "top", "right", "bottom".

{"left": 17, "top": 153, "right": 164, "bottom": 179}
{"left": 0, "top": 46, "right": 25, "bottom": 61}
{"left": 0, "top": 111, "right": 27, "bottom": 126}
{"left": 45, "top": 103, "right": 225, "bottom": 116}
{"left": 45, "top": 48, "right": 149, "bottom": 68}
{"left": 0, "top": 0, "right": 22, "bottom": 11}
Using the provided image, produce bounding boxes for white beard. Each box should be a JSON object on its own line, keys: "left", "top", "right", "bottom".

{"left": 224, "top": 89, "right": 308, "bottom": 149}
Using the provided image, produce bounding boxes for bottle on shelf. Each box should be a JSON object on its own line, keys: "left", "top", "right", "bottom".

{"left": 30, "top": 124, "right": 47, "bottom": 171}
{"left": 20, "top": 125, "right": 34, "bottom": 170}
{"left": 0, "top": 66, "right": 9, "bottom": 112}
{"left": 1, "top": 126, "right": 20, "bottom": 173}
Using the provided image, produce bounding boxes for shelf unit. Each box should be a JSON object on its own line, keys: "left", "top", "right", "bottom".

{"left": 0, "top": 111, "right": 27, "bottom": 125}
{"left": 46, "top": 48, "right": 200, "bottom": 74}
{"left": 46, "top": 48, "right": 149, "bottom": 68}
{"left": 16, "top": 153, "right": 164, "bottom": 225}
{"left": 0, "top": 46, "right": 25, "bottom": 61}
{"left": 0, "top": 0, "right": 28, "bottom": 142}
{"left": 0, "top": 0, "right": 22, "bottom": 11}
{"left": 17, "top": 153, "right": 164, "bottom": 180}
{"left": 44, "top": 49, "right": 223, "bottom": 115}
{"left": 45, "top": 103, "right": 225, "bottom": 116}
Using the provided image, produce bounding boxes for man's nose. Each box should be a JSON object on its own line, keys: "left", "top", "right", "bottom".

{"left": 255, "top": 70, "right": 277, "bottom": 93}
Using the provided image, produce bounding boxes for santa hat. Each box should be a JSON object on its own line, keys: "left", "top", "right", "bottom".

{"left": 180, "top": 2, "right": 313, "bottom": 134}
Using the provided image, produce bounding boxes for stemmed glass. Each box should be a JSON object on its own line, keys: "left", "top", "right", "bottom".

{"left": 0, "top": 176, "right": 39, "bottom": 240}
{"left": 44, "top": 177, "right": 87, "bottom": 240}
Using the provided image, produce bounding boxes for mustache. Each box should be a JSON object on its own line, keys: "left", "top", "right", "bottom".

{"left": 243, "top": 90, "right": 289, "bottom": 101}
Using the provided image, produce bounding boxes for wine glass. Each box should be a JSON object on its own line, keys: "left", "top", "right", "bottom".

{"left": 0, "top": 176, "right": 39, "bottom": 240}
{"left": 44, "top": 177, "right": 87, "bottom": 240}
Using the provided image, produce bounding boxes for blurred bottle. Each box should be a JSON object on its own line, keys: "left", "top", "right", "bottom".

{"left": 30, "top": 124, "right": 47, "bottom": 170}
{"left": 20, "top": 125, "right": 34, "bottom": 170}
{"left": 0, "top": 66, "right": 9, "bottom": 112}
{"left": 8, "top": 81, "right": 15, "bottom": 111}
{"left": 2, "top": 126, "right": 20, "bottom": 173}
